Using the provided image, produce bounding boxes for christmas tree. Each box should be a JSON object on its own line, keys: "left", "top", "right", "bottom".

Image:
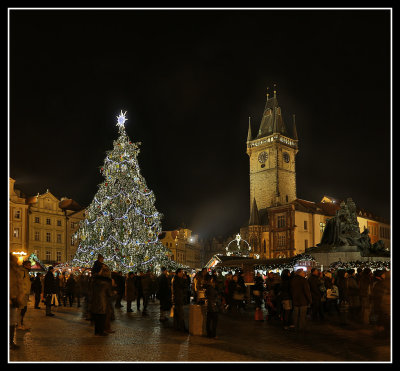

{"left": 72, "top": 111, "right": 178, "bottom": 273}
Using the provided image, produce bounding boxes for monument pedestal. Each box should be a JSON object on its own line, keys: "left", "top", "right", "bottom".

{"left": 308, "top": 248, "right": 390, "bottom": 269}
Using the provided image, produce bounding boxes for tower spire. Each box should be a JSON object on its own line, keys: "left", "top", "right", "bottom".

{"left": 247, "top": 117, "right": 252, "bottom": 141}
{"left": 293, "top": 114, "right": 298, "bottom": 140}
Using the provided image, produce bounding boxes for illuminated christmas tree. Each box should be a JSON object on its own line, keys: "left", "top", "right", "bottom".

{"left": 72, "top": 111, "right": 177, "bottom": 273}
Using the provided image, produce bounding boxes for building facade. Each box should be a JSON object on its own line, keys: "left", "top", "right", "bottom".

{"left": 159, "top": 227, "right": 203, "bottom": 269}
{"left": 9, "top": 178, "right": 85, "bottom": 265}
{"left": 236, "top": 92, "right": 390, "bottom": 260}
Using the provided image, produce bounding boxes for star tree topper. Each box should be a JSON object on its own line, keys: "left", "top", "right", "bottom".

{"left": 116, "top": 110, "right": 128, "bottom": 128}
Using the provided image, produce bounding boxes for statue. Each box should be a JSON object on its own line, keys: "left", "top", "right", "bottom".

{"left": 315, "top": 198, "right": 387, "bottom": 256}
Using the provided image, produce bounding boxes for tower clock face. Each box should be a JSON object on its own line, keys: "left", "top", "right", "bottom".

{"left": 258, "top": 151, "right": 268, "bottom": 163}
{"left": 283, "top": 152, "right": 290, "bottom": 163}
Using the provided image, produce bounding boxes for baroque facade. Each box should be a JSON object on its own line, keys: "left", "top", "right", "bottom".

{"left": 9, "top": 178, "right": 85, "bottom": 265}
{"left": 237, "top": 92, "right": 391, "bottom": 260}
{"left": 159, "top": 227, "right": 203, "bottom": 269}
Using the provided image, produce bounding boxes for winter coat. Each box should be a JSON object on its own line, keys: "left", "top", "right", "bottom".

{"left": 336, "top": 276, "right": 349, "bottom": 302}
{"left": 65, "top": 276, "right": 76, "bottom": 295}
{"left": 134, "top": 275, "right": 143, "bottom": 295}
{"left": 43, "top": 271, "right": 57, "bottom": 296}
{"left": 308, "top": 274, "right": 323, "bottom": 300}
{"left": 113, "top": 274, "right": 125, "bottom": 295}
{"left": 9, "top": 254, "right": 24, "bottom": 307}
{"left": 90, "top": 276, "right": 113, "bottom": 315}
{"left": 290, "top": 274, "right": 312, "bottom": 307}
{"left": 206, "top": 284, "right": 220, "bottom": 313}
{"left": 92, "top": 260, "right": 103, "bottom": 275}
{"left": 278, "top": 275, "right": 292, "bottom": 301}
{"left": 141, "top": 273, "right": 153, "bottom": 296}
{"left": 172, "top": 275, "right": 185, "bottom": 306}
{"left": 359, "top": 273, "right": 373, "bottom": 298}
{"left": 19, "top": 266, "right": 32, "bottom": 307}
{"left": 31, "top": 276, "right": 42, "bottom": 294}
{"left": 347, "top": 275, "right": 360, "bottom": 297}
{"left": 125, "top": 276, "right": 137, "bottom": 302}
{"left": 157, "top": 273, "right": 172, "bottom": 311}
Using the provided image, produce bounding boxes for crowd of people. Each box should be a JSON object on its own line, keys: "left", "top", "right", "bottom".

{"left": 9, "top": 252, "right": 391, "bottom": 350}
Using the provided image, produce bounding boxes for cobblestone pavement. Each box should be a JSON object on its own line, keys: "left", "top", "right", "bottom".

{"left": 9, "top": 296, "right": 391, "bottom": 363}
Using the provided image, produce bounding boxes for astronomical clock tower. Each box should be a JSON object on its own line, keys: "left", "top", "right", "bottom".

{"left": 241, "top": 88, "right": 299, "bottom": 259}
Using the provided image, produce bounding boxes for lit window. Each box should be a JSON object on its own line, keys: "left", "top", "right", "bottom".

{"left": 13, "top": 228, "right": 20, "bottom": 238}
{"left": 320, "top": 222, "right": 326, "bottom": 233}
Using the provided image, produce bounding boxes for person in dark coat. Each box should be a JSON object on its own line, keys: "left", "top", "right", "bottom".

{"left": 172, "top": 268, "right": 187, "bottom": 332}
{"left": 347, "top": 269, "right": 360, "bottom": 321}
{"left": 135, "top": 271, "right": 144, "bottom": 311}
{"left": 65, "top": 274, "right": 76, "bottom": 307}
{"left": 32, "top": 273, "right": 43, "bottom": 309}
{"left": 90, "top": 264, "right": 113, "bottom": 336}
{"left": 253, "top": 272, "right": 265, "bottom": 310}
{"left": 92, "top": 254, "right": 104, "bottom": 276}
{"left": 290, "top": 269, "right": 312, "bottom": 331}
{"left": 114, "top": 271, "right": 125, "bottom": 308}
{"left": 359, "top": 267, "right": 373, "bottom": 324}
{"left": 372, "top": 269, "right": 389, "bottom": 331}
{"left": 157, "top": 267, "right": 172, "bottom": 322}
{"left": 141, "top": 270, "right": 153, "bottom": 316}
{"left": 75, "top": 273, "right": 83, "bottom": 308}
{"left": 43, "top": 266, "right": 56, "bottom": 317}
{"left": 336, "top": 269, "right": 350, "bottom": 325}
{"left": 125, "top": 272, "right": 137, "bottom": 313}
{"left": 205, "top": 275, "right": 220, "bottom": 338}
{"left": 279, "top": 269, "right": 293, "bottom": 329}
{"left": 308, "top": 268, "right": 324, "bottom": 321}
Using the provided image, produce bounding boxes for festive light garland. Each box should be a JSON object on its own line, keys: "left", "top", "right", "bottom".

{"left": 71, "top": 111, "right": 181, "bottom": 274}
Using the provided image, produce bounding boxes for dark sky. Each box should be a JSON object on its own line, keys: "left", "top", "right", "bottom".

{"left": 9, "top": 9, "right": 391, "bottom": 240}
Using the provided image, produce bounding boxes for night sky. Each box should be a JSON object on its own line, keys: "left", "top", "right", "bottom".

{"left": 9, "top": 8, "right": 391, "bottom": 240}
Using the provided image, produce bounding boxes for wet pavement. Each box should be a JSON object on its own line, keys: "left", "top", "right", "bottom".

{"left": 9, "top": 296, "right": 391, "bottom": 363}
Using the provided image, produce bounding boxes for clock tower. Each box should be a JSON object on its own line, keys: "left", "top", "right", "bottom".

{"left": 246, "top": 89, "right": 299, "bottom": 212}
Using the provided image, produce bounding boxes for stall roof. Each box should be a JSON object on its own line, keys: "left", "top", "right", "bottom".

{"left": 217, "top": 254, "right": 316, "bottom": 269}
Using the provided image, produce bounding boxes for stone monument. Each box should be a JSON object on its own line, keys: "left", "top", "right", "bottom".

{"left": 307, "top": 198, "right": 389, "bottom": 267}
